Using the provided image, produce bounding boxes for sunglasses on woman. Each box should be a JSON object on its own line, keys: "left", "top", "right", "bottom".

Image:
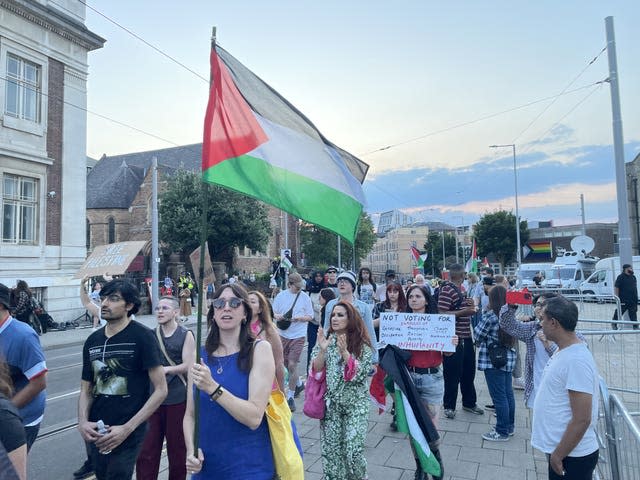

{"left": 212, "top": 297, "right": 243, "bottom": 309}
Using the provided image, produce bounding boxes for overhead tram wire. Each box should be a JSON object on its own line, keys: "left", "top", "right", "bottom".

{"left": 0, "top": 75, "right": 181, "bottom": 148}
{"left": 358, "top": 81, "right": 603, "bottom": 158}
{"left": 49, "top": 0, "right": 209, "bottom": 83}
{"left": 511, "top": 45, "right": 608, "bottom": 144}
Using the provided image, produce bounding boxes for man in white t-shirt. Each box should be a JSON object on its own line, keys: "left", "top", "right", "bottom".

{"left": 273, "top": 273, "right": 313, "bottom": 412}
{"left": 532, "top": 296, "right": 599, "bottom": 479}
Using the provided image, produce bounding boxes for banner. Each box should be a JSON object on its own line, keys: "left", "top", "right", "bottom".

{"left": 74, "top": 241, "right": 147, "bottom": 278}
{"left": 379, "top": 312, "right": 456, "bottom": 352}
{"left": 189, "top": 242, "right": 216, "bottom": 287}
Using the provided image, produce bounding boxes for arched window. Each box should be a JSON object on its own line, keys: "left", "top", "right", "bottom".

{"left": 86, "top": 218, "right": 90, "bottom": 249}
{"left": 108, "top": 217, "right": 115, "bottom": 244}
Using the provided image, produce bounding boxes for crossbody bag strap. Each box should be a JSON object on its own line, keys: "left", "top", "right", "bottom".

{"left": 155, "top": 326, "right": 187, "bottom": 386}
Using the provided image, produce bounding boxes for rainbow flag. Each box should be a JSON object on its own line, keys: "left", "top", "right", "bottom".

{"left": 202, "top": 45, "right": 368, "bottom": 243}
{"left": 523, "top": 241, "right": 553, "bottom": 260}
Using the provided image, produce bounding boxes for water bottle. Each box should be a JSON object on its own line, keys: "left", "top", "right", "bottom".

{"left": 96, "top": 420, "right": 111, "bottom": 454}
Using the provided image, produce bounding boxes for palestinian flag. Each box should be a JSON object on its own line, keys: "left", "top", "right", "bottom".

{"left": 465, "top": 239, "right": 478, "bottom": 273}
{"left": 410, "top": 245, "right": 425, "bottom": 268}
{"left": 202, "top": 45, "right": 368, "bottom": 243}
{"left": 394, "top": 390, "right": 442, "bottom": 476}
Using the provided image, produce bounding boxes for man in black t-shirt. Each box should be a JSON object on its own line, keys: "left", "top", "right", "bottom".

{"left": 77, "top": 279, "right": 167, "bottom": 480}
{"left": 613, "top": 263, "right": 639, "bottom": 330}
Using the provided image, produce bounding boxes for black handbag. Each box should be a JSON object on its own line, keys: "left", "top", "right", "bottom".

{"left": 276, "top": 292, "right": 301, "bottom": 330}
{"left": 487, "top": 342, "right": 508, "bottom": 369}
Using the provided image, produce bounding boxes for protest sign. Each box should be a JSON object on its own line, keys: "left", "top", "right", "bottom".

{"left": 189, "top": 242, "right": 216, "bottom": 287}
{"left": 74, "top": 241, "right": 147, "bottom": 278}
{"left": 379, "top": 312, "right": 456, "bottom": 352}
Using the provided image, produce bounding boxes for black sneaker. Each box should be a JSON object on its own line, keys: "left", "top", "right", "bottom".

{"left": 73, "top": 460, "right": 93, "bottom": 479}
{"left": 287, "top": 397, "right": 296, "bottom": 412}
{"left": 294, "top": 382, "right": 305, "bottom": 398}
{"left": 485, "top": 404, "right": 495, "bottom": 410}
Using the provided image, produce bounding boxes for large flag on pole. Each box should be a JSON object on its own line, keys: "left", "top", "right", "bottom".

{"left": 202, "top": 44, "right": 368, "bottom": 243}
{"left": 465, "top": 239, "right": 478, "bottom": 273}
{"left": 410, "top": 245, "right": 426, "bottom": 268}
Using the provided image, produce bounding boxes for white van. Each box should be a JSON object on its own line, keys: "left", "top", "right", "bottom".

{"left": 516, "top": 263, "right": 554, "bottom": 288}
{"left": 543, "top": 251, "right": 598, "bottom": 292}
{"left": 580, "top": 256, "right": 640, "bottom": 298}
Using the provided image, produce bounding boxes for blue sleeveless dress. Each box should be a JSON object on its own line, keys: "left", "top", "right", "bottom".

{"left": 194, "top": 348, "right": 275, "bottom": 480}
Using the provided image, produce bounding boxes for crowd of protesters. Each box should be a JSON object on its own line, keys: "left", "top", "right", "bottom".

{"left": 0, "top": 261, "right": 604, "bottom": 480}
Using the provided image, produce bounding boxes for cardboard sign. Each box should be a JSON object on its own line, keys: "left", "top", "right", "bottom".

{"left": 74, "top": 241, "right": 147, "bottom": 278}
{"left": 189, "top": 242, "right": 216, "bottom": 287}
{"left": 379, "top": 312, "right": 456, "bottom": 352}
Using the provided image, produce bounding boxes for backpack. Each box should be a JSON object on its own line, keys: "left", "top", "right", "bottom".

{"left": 433, "top": 282, "right": 464, "bottom": 311}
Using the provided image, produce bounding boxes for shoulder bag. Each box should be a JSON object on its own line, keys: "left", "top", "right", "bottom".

{"left": 276, "top": 292, "right": 301, "bottom": 330}
{"left": 302, "top": 367, "right": 326, "bottom": 419}
{"left": 487, "top": 341, "right": 508, "bottom": 369}
{"left": 155, "top": 327, "right": 188, "bottom": 386}
{"left": 265, "top": 389, "right": 305, "bottom": 479}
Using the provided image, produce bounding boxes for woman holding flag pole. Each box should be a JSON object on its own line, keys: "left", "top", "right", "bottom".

{"left": 184, "top": 283, "right": 276, "bottom": 479}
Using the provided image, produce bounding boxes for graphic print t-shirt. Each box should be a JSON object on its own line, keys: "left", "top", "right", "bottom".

{"left": 81, "top": 321, "right": 162, "bottom": 428}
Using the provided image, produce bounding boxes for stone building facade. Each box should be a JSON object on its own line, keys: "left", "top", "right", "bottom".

{"left": 0, "top": 0, "right": 103, "bottom": 321}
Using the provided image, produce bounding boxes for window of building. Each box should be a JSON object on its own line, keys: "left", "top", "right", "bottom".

{"left": 108, "top": 217, "right": 115, "bottom": 244}
{"left": 86, "top": 218, "right": 91, "bottom": 250}
{"left": 5, "top": 53, "right": 41, "bottom": 122}
{"left": 2, "top": 174, "right": 38, "bottom": 244}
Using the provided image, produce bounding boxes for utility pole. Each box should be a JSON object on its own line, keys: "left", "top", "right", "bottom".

{"left": 151, "top": 156, "right": 159, "bottom": 311}
{"left": 605, "top": 16, "right": 631, "bottom": 266}
{"left": 580, "top": 194, "right": 586, "bottom": 236}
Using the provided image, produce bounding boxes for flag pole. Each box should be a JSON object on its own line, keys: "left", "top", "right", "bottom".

{"left": 193, "top": 24, "right": 217, "bottom": 454}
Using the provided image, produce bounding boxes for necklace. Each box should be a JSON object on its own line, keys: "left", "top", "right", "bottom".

{"left": 215, "top": 354, "right": 234, "bottom": 374}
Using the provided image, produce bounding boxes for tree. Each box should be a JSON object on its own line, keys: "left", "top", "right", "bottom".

{"left": 300, "top": 212, "right": 376, "bottom": 270}
{"left": 159, "top": 170, "right": 272, "bottom": 266}
{"left": 474, "top": 210, "right": 529, "bottom": 268}
{"left": 423, "top": 231, "right": 457, "bottom": 276}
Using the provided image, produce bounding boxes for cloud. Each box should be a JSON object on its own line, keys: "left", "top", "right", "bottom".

{"left": 412, "top": 182, "right": 615, "bottom": 216}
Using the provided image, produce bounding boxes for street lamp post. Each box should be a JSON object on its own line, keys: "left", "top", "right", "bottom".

{"left": 490, "top": 144, "right": 521, "bottom": 268}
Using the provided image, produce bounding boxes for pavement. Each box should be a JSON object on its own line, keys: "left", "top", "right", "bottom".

{"left": 40, "top": 315, "right": 546, "bottom": 480}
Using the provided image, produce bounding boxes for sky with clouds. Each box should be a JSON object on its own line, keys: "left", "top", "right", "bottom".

{"left": 83, "top": 1, "right": 639, "bottom": 229}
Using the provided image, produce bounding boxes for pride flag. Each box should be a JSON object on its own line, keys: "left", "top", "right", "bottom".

{"left": 202, "top": 45, "right": 368, "bottom": 243}
{"left": 523, "top": 241, "right": 553, "bottom": 260}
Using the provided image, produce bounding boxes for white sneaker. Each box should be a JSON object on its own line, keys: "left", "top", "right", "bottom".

{"left": 513, "top": 377, "right": 525, "bottom": 390}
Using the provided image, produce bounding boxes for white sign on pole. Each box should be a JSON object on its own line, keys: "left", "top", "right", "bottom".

{"left": 379, "top": 312, "right": 456, "bottom": 352}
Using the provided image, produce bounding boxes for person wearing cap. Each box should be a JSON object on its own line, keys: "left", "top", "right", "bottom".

{"left": 613, "top": 263, "right": 638, "bottom": 330}
{"left": 322, "top": 271, "right": 379, "bottom": 364}
{"left": 0, "top": 282, "right": 48, "bottom": 451}
{"left": 374, "top": 269, "right": 396, "bottom": 303}
{"left": 272, "top": 273, "right": 313, "bottom": 411}
{"left": 325, "top": 266, "right": 339, "bottom": 292}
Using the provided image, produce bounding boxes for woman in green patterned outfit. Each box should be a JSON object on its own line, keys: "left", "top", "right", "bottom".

{"left": 312, "top": 302, "right": 373, "bottom": 480}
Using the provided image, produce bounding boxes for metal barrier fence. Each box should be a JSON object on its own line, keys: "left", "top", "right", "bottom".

{"left": 597, "top": 379, "right": 640, "bottom": 479}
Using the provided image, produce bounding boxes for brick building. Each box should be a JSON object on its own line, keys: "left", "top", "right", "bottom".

{"left": 86, "top": 144, "right": 299, "bottom": 282}
{"left": 0, "top": 0, "right": 103, "bottom": 322}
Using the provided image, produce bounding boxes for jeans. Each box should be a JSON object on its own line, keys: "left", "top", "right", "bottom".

{"left": 547, "top": 449, "right": 598, "bottom": 480}
{"left": 136, "top": 403, "right": 187, "bottom": 480}
{"left": 443, "top": 337, "right": 477, "bottom": 410}
{"left": 483, "top": 369, "right": 515, "bottom": 436}
{"left": 90, "top": 424, "right": 147, "bottom": 480}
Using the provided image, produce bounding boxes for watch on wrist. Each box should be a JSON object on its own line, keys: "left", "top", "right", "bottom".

{"left": 209, "top": 384, "right": 224, "bottom": 402}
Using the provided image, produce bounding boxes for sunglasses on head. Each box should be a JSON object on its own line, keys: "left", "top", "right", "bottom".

{"left": 212, "top": 297, "right": 243, "bottom": 309}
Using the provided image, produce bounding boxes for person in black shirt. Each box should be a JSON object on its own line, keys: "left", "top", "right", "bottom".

{"left": 78, "top": 279, "right": 167, "bottom": 480}
{"left": 613, "top": 263, "right": 638, "bottom": 330}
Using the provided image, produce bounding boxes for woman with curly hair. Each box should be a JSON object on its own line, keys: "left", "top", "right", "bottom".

{"left": 247, "top": 290, "right": 286, "bottom": 392}
{"left": 312, "top": 302, "right": 373, "bottom": 480}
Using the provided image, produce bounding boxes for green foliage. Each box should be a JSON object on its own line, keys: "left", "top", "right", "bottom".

{"left": 474, "top": 210, "right": 529, "bottom": 267}
{"left": 159, "top": 170, "right": 272, "bottom": 263}
{"left": 301, "top": 212, "right": 376, "bottom": 270}
{"left": 423, "top": 231, "right": 457, "bottom": 275}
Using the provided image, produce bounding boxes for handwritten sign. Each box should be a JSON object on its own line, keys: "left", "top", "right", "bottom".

{"left": 379, "top": 312, "right": 456, "bottom": 352}
{"left": 189, "top": 242, "right": 216, "bottom": 287}
{"left": 74, "top": 241, "right": 147, "bottom": 278}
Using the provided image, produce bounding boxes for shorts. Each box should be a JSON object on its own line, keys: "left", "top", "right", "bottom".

{"left": 409, "top": 369, "right": 444, "bottom": 406}
{"left": 280, "top": 336, "right": 305, "bottom": 364}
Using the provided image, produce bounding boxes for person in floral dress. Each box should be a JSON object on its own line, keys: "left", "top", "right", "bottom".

{"left": 311, "top": 302, "right": 373, "bottom": 480}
